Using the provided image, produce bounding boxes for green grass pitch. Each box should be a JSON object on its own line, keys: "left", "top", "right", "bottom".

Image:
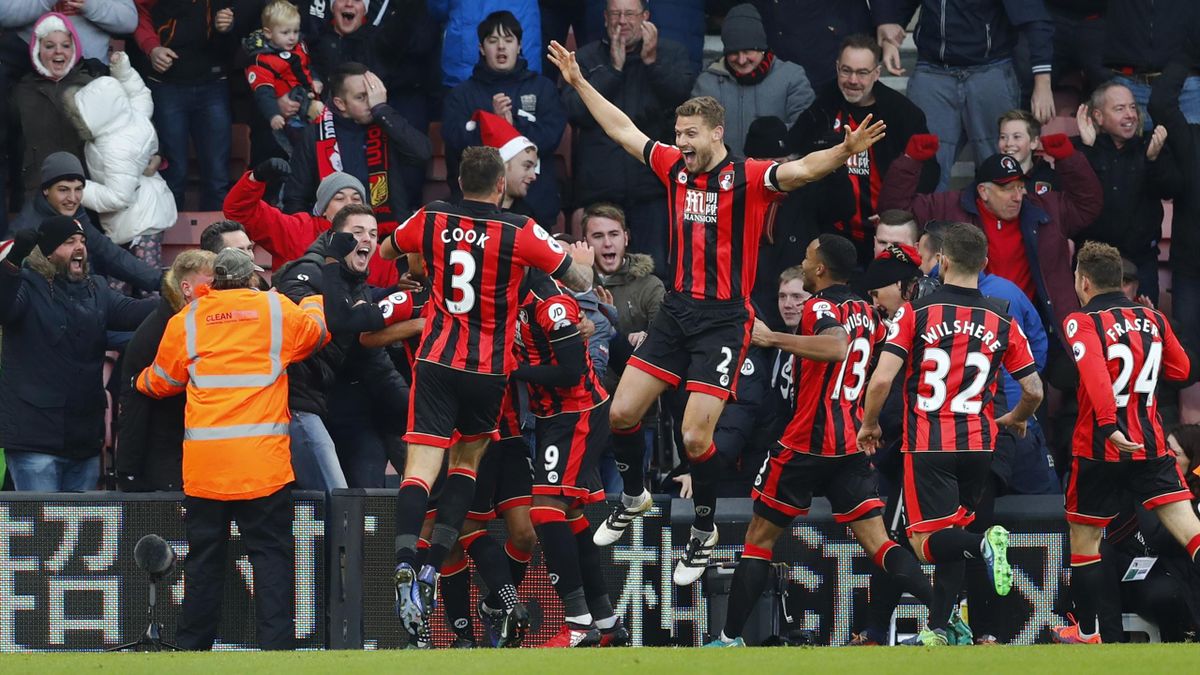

{"left": 5, "top": 644, "right": 1196, "bottom": 674}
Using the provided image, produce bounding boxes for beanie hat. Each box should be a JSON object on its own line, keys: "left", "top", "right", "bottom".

{"left": 313, "top": 172, "right": 367, "bottom": 217}
{"left": 466, "top": 110, "right": 540, "bottom": 172}
{"left": 38, "top": 215, "right": 86, "bottom": 255}
{"left": 862, "top": 243, "right": 923, "bottom": 291}
{"left": 41, "top": 151, "right": 86, "bottom": 191}
{"left": 213, "top": 247, "right": 255, "bottom": 282}
{"left": 721, "top": 4, "right": 768, "bottom": 55}
{"left": 743, "top": 116, "right": 791, "bottom": 159}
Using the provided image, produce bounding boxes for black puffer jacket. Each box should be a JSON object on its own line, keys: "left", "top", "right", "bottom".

{"left": 273, "top": 235, "right": 404, "bottom": 416}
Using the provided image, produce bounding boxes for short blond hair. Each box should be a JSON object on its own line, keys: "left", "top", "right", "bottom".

{"left": 262, "top": 0, "right": 300, "bottom": 28}
{"left": 779, "top": 265, "right": 803, "bottom": 286}
{"left": 171, "top": 249, "right": 215, "bottom": 281}
{"left": 676, "top": 96, "right": 725, "bottom": 129}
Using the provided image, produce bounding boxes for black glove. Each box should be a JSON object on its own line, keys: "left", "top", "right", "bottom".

{"left": 326, "top": 231, "right": 358, "bottom": 260}
{"left": 8, "top": 228, "right": 40, "bottom": 264}
{"left": 253, "top": 157, "right": 291, "bottom": 183}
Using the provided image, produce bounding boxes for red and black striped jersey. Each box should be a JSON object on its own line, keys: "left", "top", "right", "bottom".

{"left": 831, "top": 112, "right": 881, "bottom": 245}
{"left": 1065, "top": 292, "right": 1191, "bottom": 462}
{"left": 515, "top": 278, "right": 608, "bottom": 417}
{"left": 883, "top": 284, "right": 1038, "bottom": 452}
{"left": 644, "top": 140, "right": 786, "bottom": 301}
{"left": 390, "top": 199, "right": 573, "bottom": 375}
{"left": 779, "top": 285, "right": 887, "bottom": 456}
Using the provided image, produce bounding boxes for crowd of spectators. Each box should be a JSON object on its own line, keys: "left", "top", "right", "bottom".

{"left": 1, "top": 0, "right": 1200, "bottom": 637}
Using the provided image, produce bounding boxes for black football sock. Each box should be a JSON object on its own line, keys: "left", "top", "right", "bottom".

{"left": 464, "top": 531, "right": 519, "bottom": 611}
{"left": 425, "top": 469, "right": 477, "bottom": 572}
{"left": 722, "top": 544, "right": 773, "bottom": 641}
{"left": 1069, "top": 554, "right": 1104, "bottom": 636}
{"left": 930, "top": 560, "right": 966, "bottom": 631}
{"left": 611, "top": 423, "right": 646, "bottom": 499}
{"left": 874, "top": 540, "right": 933, "bottom": 608}
{"left": 688, "top": 444, "right": 723, "bottom": 532}
{"left": 394, "top": 477, "right": 431, "bottom": 567}
{"left": 535, "top": 519, "right": 589, "bottom": 621}
{"left": 573, "top": 520, "right": 614, "bottom": 624}
{"left": 924, "top": 528, "right": 984, "bottom": 562}
{"left": 865, "top": 566, "right": 905, "bottom": 642}
{"left": 505, "top": 539, "right": 532, "bottom": 588}
{"left": 440, "top": 559, "right": 474, "bottom": 642}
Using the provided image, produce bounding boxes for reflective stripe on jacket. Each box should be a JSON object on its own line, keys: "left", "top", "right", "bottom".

{"left": 137, "top": 287, "right": 330, "bottom": 500}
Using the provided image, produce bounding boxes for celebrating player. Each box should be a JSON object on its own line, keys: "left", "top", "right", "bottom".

{"left": 380, "top": 146, "right": 595, "bottom": 646}
{"left": 548, "top": 40, "right": 887, "bottom": 584}
{"left": 510, "top": 271, "right": 626, "bottom": 647}
{"left": 706, "top": 235, "right": 934, "bottom": 647}
{"left": 858, "top": 223, "right": 1044, "bottom": 646}
{"left": 1052, "top": 241, "right": 1200, "bottom": 644}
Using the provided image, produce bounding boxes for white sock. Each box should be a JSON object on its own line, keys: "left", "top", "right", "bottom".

{"left": 595, "top": 615, "right": 618, "bottom": 630}
{"left": 620, "top": 491, "right": 644, "bottom": 508}
{"left": 566, "top": 612, "right": 594, "bottom": 627}
{"left": 719, "top": 630, "right": 734, "bottom": 643}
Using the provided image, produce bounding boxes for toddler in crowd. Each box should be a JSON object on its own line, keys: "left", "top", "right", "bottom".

{"left": 245, "top": 0, "right": 324, "bottom": 152}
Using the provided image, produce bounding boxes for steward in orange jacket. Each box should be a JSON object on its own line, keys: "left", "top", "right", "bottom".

{"left": 135, "top": 247, "right": 330, "bottom": 651}
{"left": 137, "top": 249, "right": 331, "bottom": 501}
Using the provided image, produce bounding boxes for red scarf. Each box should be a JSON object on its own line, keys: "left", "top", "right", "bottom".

{"left": 731, "top": 51, "right": 775, "bottom": 86}
{"left": 316, "top": 107, "right": 394, "bottom": 225}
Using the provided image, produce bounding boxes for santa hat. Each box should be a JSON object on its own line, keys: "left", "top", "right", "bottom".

{"left": 466, "top": 110, "right": 539, "bottom": 172}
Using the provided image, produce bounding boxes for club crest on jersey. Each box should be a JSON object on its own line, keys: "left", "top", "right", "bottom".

{"left": 684, "top": 189, "right": 719, "bottom": 224}
{"left": 520, "top": 94, "right": 537, "bottom": 112}
{"left": 1066, "top": 319, "right": 1078, "bottom": 338}
{"left": 719, "top": 171, "right": 734, "bottom": 191}
{"left": 1035, "top": 181, "right": 1051, "bottom": 195}
{"left": 677, "top": 170, "right": 689, "bottom": 184}
{"left": 1072, "top": 341, "right": 1086, "bottom": 361}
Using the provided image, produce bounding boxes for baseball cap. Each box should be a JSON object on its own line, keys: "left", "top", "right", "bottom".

{"left": 213, "top": 247, "right": 256, "bottom": 281}
{"left": 975, "top": 154, "right": 1025, "bottom": 185}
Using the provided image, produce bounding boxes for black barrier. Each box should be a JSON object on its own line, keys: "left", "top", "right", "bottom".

{"left": 335, "top": 490, "right": 1071, "bottom": 648}
{"left": 0, "top": 491, "right": 1071, "bottom": 650}
{"left": 0, "top": 491, "right": 326, "bottom": 652}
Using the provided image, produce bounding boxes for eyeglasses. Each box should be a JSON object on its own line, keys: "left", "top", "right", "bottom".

{"left": 605, "top": 10, "right": 644, "bottom": 19}
{"left": 837, "top": 65, "right": 879, "bottom": 79}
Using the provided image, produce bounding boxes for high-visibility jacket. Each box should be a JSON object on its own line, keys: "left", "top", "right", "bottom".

{"left": 137, "top": 286, "right": 330, "bottom": 500}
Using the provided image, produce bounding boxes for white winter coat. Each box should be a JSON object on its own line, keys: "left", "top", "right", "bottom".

{"left": 74, "top": 52, "right": 176, "bottom": 245}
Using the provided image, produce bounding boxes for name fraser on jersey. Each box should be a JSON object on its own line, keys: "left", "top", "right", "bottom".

{"left": 920, "top": 319, "right": 1002, "bottom": 352}
{"left": 1104, "top": 317, "right": 1160, "bottom": 341}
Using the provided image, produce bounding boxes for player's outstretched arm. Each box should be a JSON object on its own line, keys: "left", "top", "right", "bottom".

{"left": 995, "top": 371, "right": 1044, "bottom": 438}
{"left": 775, "top": 114, "right": 887, "bottom": 192}
{"left": 751, "top": 319, "right": 848, "bottom": 362}
{"left": 548, "top": 40, "right": 651, "bottom": 163}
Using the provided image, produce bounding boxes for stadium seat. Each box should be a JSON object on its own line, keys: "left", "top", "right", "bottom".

{"left": 1122, "top": 613, "right": 1161, "bottom": 643}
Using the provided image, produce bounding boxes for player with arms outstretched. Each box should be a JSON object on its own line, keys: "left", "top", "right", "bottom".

{"left": 548, "top": 40, "right": 888, "bottom": 584}
{"left": 858, "top": 223, "right": 1044, "bottom": 646}
{"left": 380, "top": 146, "right": 595, "bottom": 646}
{"left": 1052, "top": 241, "right": 1200, "bottom": 644}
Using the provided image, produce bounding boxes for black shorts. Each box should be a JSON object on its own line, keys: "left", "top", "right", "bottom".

{"left": 751, "top": 448, "right": 885, "bottom": 528}
{"left": 628, "top": 292, "right": 753, "bottom": 400}
{"left": 903, "top": 452, "right": 992, "bottom": 536}
{"left": 466, "top": 436, "right": 533, "bottom": 521}
{"left": 497, "top": 380, "right": 523, "bottom": 441}
{"left": 532, "top": 400, "right": 610, "bottom": 504}
{"left": 405, "top": 361, "right": 508, "bottom": 448}
{"left": 1066, "top": 455, "right": 1193, "bottom": 527}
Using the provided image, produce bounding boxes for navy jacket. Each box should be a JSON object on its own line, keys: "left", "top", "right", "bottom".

{"left": 0, "top": 260, "right": 155, "bottom": 459}
{"left": 11, "top": 196, "right": 163, "bottom": 294}
{"left": 442, "top": 58, "right": 566, "bottom": 228}
{"left": 881, "top": 0, "right": 1054, "bottom": 74}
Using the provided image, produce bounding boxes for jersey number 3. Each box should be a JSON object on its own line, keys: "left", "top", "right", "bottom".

{"left": 917, "top": 348, "right": 991, "bottom": 414}
{"left": 446, "top": 249, "right": 477, "bottom": 314}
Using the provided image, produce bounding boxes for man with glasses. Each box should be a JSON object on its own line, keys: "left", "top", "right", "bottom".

{"left": 563, "top": 0, "right": 695, "bottom": 279}
{"left": 789, "top": 34, "right": 937, "bottom": 265}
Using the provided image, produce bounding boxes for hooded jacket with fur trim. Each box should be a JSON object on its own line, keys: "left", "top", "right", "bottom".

{"left": 67, "top": 51, "right": 176, "bottom": 244}
{"left": 600, "top": 253, "right": 665, "bottom": 337}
